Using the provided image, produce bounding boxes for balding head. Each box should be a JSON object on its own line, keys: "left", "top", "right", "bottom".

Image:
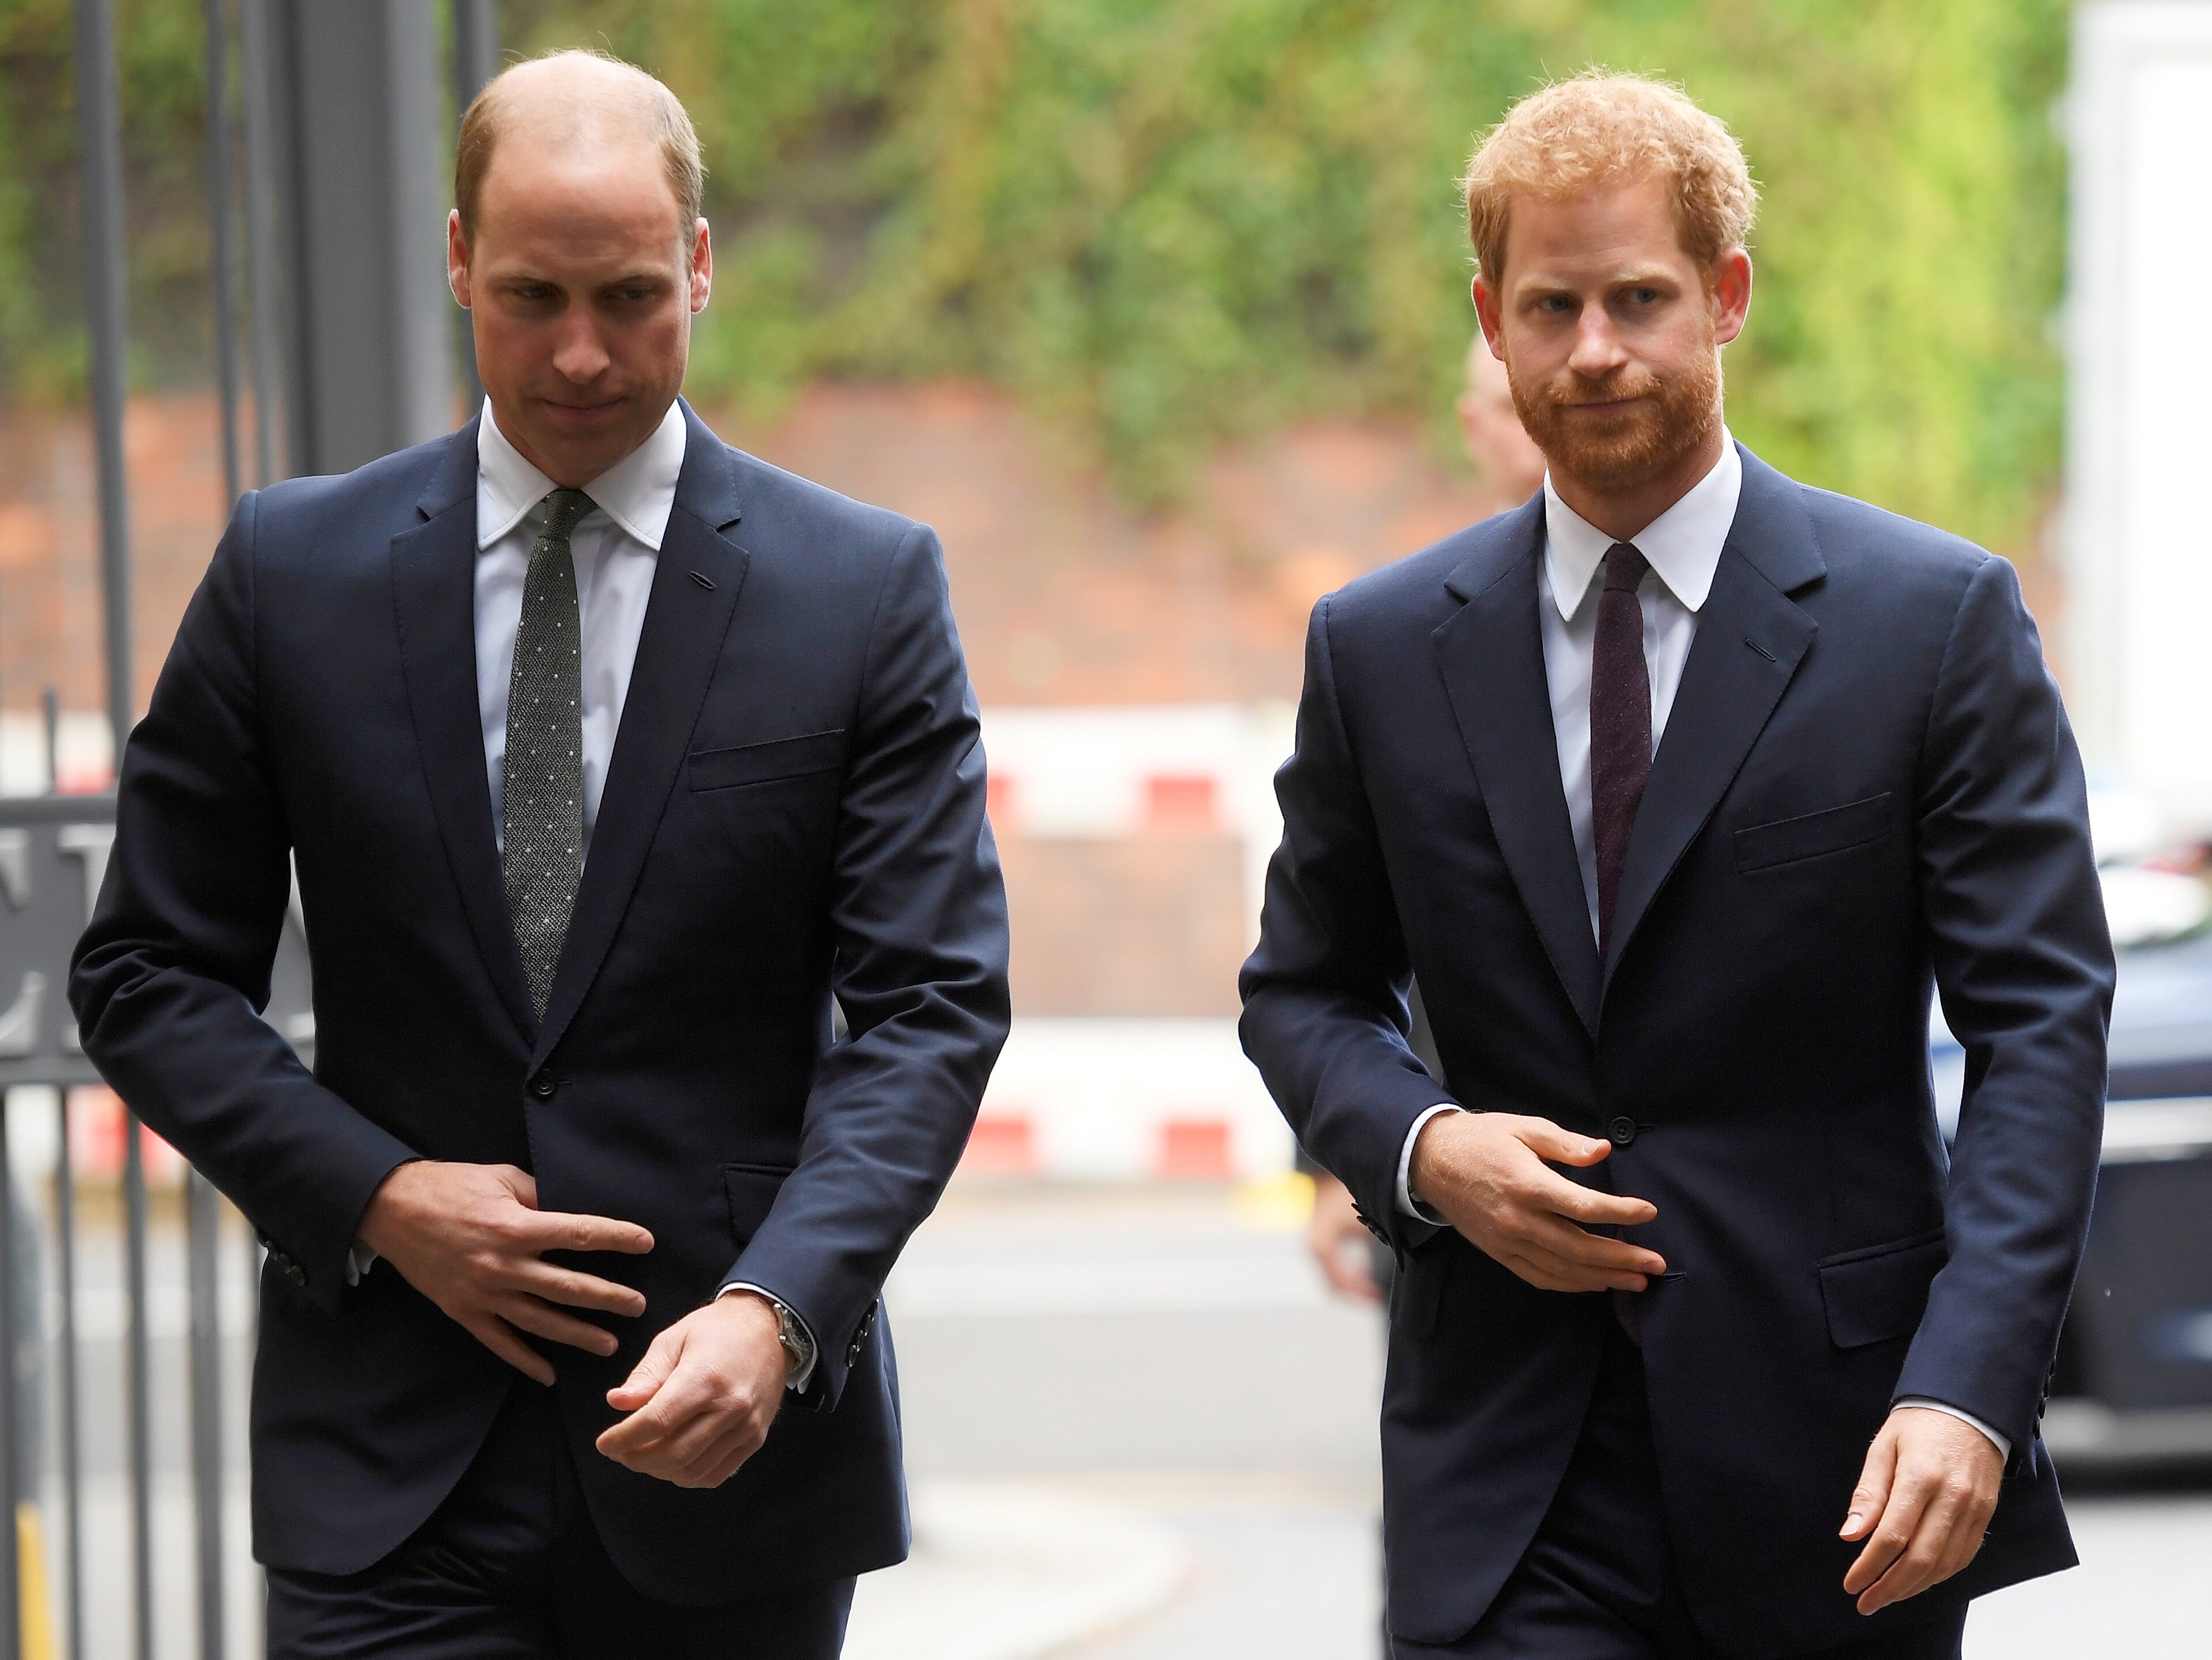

{"left": 456, "top": 51, "right": 704, "bottom": 250}
{"left": 446, "top": 49, "right": 714, "bottom": 489}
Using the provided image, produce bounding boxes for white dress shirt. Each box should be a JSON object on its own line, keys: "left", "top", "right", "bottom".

{"left": 357, "top": 400, "right": 817, "bottom": 1390}
{"left": 1389, "top": 435, "right": 2006, "bottom": 1458}
{"left": 474, "top": 397, "right": 682, "bottom": 858}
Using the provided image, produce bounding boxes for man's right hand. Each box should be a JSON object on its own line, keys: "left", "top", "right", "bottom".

{"left": 356, "top": 1161, "right": 655, "bottom": 1386}
{"left": 1408, "top": 1112, "right": 1665, "bottom": 1293}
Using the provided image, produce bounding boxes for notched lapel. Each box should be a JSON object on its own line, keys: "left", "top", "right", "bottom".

{"left": 1603, "top": 456, "right": 1823, "bottom": 994}
{"left": 533, "top": 417, "right": 749, "bottom": 1065}
{"left": 389, "top": 421, "right": 537, "bottom": 1042}
{"left": 1433, "top": 508, "right": 1602, "bottom": 1039}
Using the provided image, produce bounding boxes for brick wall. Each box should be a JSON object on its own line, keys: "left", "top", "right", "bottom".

{"left": 999, "top": 833, "right": 1248, "bottom": 1016}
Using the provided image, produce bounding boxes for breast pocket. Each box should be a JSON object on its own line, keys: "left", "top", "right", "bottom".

{"left": 689, "top": 729, "right": 849, "bottom": 793}
{"left": 1735, "top": 791, "right": 1895, "bottom": 874}
{"left": 1817, "top": 1226, "right": 1947, "bottom": 1349}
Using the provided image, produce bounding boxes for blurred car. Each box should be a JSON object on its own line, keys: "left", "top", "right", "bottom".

{"left": 1929, "top": 800, "right": 2212, "bottom": 1469}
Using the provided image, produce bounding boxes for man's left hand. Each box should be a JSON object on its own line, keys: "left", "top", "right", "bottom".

{"left": 1840, "top": 1405, "right": 2003, "bottom": 1615}
{"left": 597, "top": 1292, "right": 789, "bottom": 1489}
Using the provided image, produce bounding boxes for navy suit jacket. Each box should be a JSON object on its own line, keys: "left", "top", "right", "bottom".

{"left": 1240, "top": 448, "right": 2112, "bottom": 1656}
{"left": 70, "top": 403, "right": 1011, "bottom": 1602}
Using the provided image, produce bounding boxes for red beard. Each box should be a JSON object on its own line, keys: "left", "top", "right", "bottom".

{"left": 1510, "top": 340, "right": 1722, "bottom": 496}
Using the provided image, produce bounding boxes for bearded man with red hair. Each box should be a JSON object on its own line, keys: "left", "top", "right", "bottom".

{"left": 1242, "top": 71, "right": 2108, "bottom": 1660}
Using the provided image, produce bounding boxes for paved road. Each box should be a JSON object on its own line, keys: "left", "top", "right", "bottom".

{"left": 18, "top": 1176, "right": 2212, "bottom": 1658}
{"left": 876, "top": 1180, "right": 2212, "bottom": 1660}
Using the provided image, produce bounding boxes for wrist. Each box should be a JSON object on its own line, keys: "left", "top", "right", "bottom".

{"left": 353, "top": 1157, "right": 427, "bottom": 1260}
{"left": 718, "top": 1286, "right": 805, "bottom": 1389}
{"left": 1408, "top": 1110, "right": 1457, "bottom": 1207}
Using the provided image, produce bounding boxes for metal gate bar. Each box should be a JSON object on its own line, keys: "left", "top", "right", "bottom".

{"left": 52, "top": 1092, "right": 82, "bottom": 1660}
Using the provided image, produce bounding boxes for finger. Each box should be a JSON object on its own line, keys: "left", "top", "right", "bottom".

{"left": 1516, "top": 1213, "right": 1666, "bottom": 1278}
{"left": 655, "top": 1391, "right": 764, "bottom": 1472}
{"left": 511, "top": 1261, "right": 649, "bottom": 1317}
{"left": 1841, "top": 1425, "right": 1897, "bottom": 1541}
{"left": 1859, "top": 1482, "right": 1965, "bottom": 1613}
{"left": 500, "top": 1166, "right": 540, "bottom": 1209}
{"left": 678, "top": 1425, "right": 764, "bottom": 1489}
{"left": 1319, "top": 1250, "right": 1382, "bottom": 1300}
{"left": 688, "top": 1434, "right": 760, "bottom": 1491}
{"left": 499, "top": 1295, "right": 619, "bottom": 1357}
{"left": 626, "top": 1420, "right": 754, "bottom": 1487}
{"left": 1931, "top": 1496, "right": 1994, "bottom": 1585}
{"left": 465, "top": 1314, "right": 554, "bottom": 1387}
{"left": 1510, "top": 1118, "right": 1615, "bottom": 1168}
{"left": 605, "top": 1325, "right": 684, "bottom": 1414}
{"left": 511, "top": 1209, "right": 655, "bottom": 1257}
{"left": 1535, "top": 1171, "right": 1660, "bottom": 1230}
{"left": 601, "top": 1357, "right": 719, "bottom": 1457}
{"left": 1844, "top": 1465, "right": 1928, "bottom": 1598}
{"left": 1501, "top": 1242, "right": 1643, "bottom": 1294}
{"left": 1497, "top": 1248, "right": 1631, "bottom": 1295}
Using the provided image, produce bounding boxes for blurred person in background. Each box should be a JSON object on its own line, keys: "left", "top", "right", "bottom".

{"left": 70, "top": 50, "right": 1008, "bottom": 1660}
{"left": 1306, "top": 336, "right": 1546, "bottom": 1300}
{"left": 1244, "top": 70, "right": 2110, "bottom": 1660}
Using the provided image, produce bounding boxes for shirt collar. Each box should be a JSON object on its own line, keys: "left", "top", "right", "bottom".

{"left": 475, "top": 398, "right": 688, "bottom": 552}
{"left": 1540, "top": 430, "right": 1742, "bottom": 620}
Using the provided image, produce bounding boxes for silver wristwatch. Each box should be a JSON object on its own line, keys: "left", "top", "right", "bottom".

{"left": 732, "top": 1286, "right": 815, "bottom": 1388}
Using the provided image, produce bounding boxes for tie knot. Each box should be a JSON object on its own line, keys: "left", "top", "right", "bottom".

{"left": 1603, "top": 542, "right": 1648, "bottom": 594}
{"left": 537, "top": 487, "right": 595, "bottom": 547}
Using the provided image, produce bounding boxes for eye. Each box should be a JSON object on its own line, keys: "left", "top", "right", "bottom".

{"left": 1629, "top": 288, "right": 1660, "bottom": 305}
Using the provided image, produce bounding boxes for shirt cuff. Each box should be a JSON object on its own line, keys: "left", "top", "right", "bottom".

{"left": 1896, "top": 1396, "right": 2012, "bottom": 1463}
{"left": 345, "top": 1243, "right": 377, "bottom": 1286}
{"left": 1397, "top": 1104, "right": 1462, "bottom": 1220}
{"left": 718, "top": 1283, "right": 818, "bottom": 1393}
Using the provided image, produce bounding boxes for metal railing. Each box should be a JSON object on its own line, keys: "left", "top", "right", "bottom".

{"left": 9, "top": 4, "right": 501, "bottom": 1644}
{"left": 2, "top": 785, "right": 311, "bottom": 1660}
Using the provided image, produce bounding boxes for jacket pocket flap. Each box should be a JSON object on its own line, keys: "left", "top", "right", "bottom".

{"left": 722, "top": 1162, "right": 793, "bottom": 1241}
{"left": 690, "top": 729, "right": 848, "bottom": 791}
{"left": 1735, "top": 791, "right": 1895, "bottom": 873}
{"left": 1818, "top": 1227, "right": 1947, "bottom": 1349}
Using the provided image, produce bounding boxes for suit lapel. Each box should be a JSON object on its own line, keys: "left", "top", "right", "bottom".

{"left": 533, "top": 405, "right": 749, "bottom": 1066}
{"left": 1433, "top": 499, "right": 1603, "bottom": 1039}
{"left": 1601, "top": 448, "right": 1823, "bottom": 996}
{"left": 389, "top": 417, "right": 537, "bottom": 1041}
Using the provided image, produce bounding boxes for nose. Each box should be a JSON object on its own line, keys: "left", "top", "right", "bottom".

{"left": 551, "top": 310, "right": 611, "bottom": 385}
{"left": 1567, "top": 305, "right": 1627, "bottom": 380}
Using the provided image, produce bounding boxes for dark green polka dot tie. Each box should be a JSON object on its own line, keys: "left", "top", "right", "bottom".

{"left": 502, "top": 487, "right": 593, "bottom": 1022}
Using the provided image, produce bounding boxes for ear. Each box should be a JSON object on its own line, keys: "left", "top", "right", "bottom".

{"left": 447, "top": 209, "right": 472, "bottom": 308}
{"left": 690, "top": 218, "right": 714, "bottom": 315}
{"left": 1709, "top": 248, "right": 1753, "bottom": 348}
{"left": 1471, "top": 275, "right": 1507, "bottom": 359}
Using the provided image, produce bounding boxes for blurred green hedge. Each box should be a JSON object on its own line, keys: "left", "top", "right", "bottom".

{"left": 3, "top": 0, "right": 2068, "bottom": 551}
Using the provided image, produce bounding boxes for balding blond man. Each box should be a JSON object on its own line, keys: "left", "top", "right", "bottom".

{"left": 71, "top": 51, "right": 1009, "bottom": 1658}
{"left": 1242, "top": 72, "right": 2106, "bottom": 1659}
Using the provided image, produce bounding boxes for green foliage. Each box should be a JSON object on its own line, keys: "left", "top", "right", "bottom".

{"left": 508, "top": 0, "right": 2069, "bottom": 546}
{"left": 2, "top": 0, "right": 2070, "bottom": 548}
{"left": 0, "top": 0, "right": 215, "bottom": 398}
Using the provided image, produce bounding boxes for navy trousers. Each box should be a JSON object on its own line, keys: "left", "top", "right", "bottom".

{"left": 265, "top": 1383, "right": 856, "bottom": 1660}
{"left": 1392, "top": 1324, "right": 1967, "bottom": 1660}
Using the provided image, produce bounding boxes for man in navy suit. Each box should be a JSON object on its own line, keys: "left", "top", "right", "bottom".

{"left": 70, "top": 51, "right": 1009, "bottom": 1658}
{"left": 1241, "top": 72, "right": 2111, "bottom": 1659}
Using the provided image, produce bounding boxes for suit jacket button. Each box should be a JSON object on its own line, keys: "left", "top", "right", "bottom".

{"left": 1607, "top": 1116, "right": 1638, "bottom": 1147}
{"left": 530, "top": 1075, "right": 558, "bottom": 1099}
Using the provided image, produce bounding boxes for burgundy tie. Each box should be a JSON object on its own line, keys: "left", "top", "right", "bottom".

{"left": 1593, "top": 543, "right": 1652, "bottom": 1346}
{"left": 1591, "top": 542, "right": 1652, "bottom": 958}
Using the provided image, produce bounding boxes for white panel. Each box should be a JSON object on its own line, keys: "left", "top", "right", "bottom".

{"left": 2070, "top": 4, "right": 2212, "bottom": 833}
{"left": 2117, "top": 55, "right": 2212, "bottom": 815}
